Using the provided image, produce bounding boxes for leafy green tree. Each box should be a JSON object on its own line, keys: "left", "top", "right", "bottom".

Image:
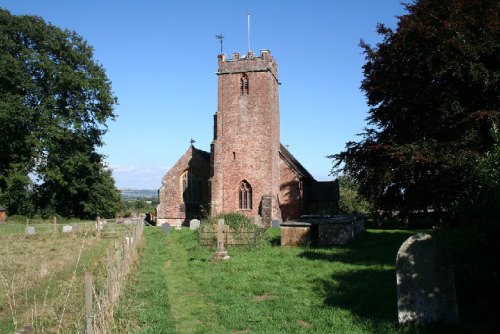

{"left": 0, "top": 9, "right": 120, "bottom": 218}
{"left": 331, "top": 0, "right": 499, "bottom": 219}
{"left": 338, "top": 175, "right": 373, "bottom": 215}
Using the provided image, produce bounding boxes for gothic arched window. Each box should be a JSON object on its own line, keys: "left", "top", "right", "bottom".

{"left": 240, "top": 74, "right": 249, "bottom": 95}
{"left": 180, "top": 169, "right": 201, "bottom": 203}
{"left": 239, "top": 180, "right": 252, "bottom": 210}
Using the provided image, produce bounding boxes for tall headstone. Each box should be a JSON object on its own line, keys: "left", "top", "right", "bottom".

{"left": 189, "top": 219, "right": 200, "bottom": 230}
{"left": 212, "top": 218, "right": 229, "bottom": 261}
{"left": 396, "top": 233, "right": 459, "bottom": 324}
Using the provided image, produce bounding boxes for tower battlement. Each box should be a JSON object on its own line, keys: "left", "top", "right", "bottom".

{"left": 217, "top": 50, "right": 278, "bottom": 81}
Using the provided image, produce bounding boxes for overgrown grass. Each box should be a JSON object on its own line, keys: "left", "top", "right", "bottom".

{"left": 0, "top": 220, "right": 129, "bottom": 333}
{"left": 114, "top": 227, "right": 433, "bottom": 333}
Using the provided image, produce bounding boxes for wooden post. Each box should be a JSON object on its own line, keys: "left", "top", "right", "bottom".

{"left": 85, "top": 272, "right": 93, "bottom": 334}
{"left": 53, "top": 216, "right": 57, "bottom": 233}
{"left": 96, "top": 216, "right": 101, "bottom": 238}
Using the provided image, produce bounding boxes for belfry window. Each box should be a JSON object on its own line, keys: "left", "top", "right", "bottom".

{"left": 239, "top": 180, "right": 252, "bottom": 210}
{"left": 240, "top": 74, "right": 249, "bottom": 95}
{"left": 181, "top": 169, "right": 201, "bottom": 203}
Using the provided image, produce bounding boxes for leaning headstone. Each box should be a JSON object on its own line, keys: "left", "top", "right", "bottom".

{"left": 271, "top": 220, "right": 281, "bottom": 228}
{"left": 396, "top": 233, "right": 459, "bottom": 324}
{"left": 62, "top": 225, "right": 73, "bottom": 233}
{"left": 25, "top": 227, "right": 35, "bottom": 235}
{"left": 162, "top": 223, "right": 170, "bottom": 234}
{"left": 189, "top": 219, "right": 200, "bottom": 230}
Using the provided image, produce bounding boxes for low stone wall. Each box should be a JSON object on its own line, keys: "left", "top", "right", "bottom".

{"left": 280, "top": 214, "right": 365, "bottom": 246}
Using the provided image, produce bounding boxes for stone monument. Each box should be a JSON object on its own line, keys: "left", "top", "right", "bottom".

{"left": 396, "top": 233, "right": 459, "bottom": 324}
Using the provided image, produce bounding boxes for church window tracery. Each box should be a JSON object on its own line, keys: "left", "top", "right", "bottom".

{"left": 239, "top": 180, "right": 252, "bottom": 210}
{"left": 240, "top": 74, "right": 249, "bottom": 95}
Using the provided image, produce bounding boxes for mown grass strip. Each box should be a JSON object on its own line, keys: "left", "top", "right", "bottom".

{"left": 112, "top": 227, "right": 176, "bottom": 333}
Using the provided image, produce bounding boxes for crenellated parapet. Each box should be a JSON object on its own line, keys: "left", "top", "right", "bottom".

{"left": 217, "top": 50, "right": 278, "bottom": 83}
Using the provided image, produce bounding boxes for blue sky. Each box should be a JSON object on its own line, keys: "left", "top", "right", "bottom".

{"left": 2, "top": 0, "right": 407, "bottom": 189}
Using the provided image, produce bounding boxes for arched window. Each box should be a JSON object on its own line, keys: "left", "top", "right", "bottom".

{"left": 180, "top": 169, "right": 201, "bottom": 203}
{"left": 240, "top": 74, "right": 249, "bottom": 95}
{"left": 239, "top": 180, "right": 252, "bottom": 210}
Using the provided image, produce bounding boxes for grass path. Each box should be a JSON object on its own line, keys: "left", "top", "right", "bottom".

{"left": 112, "top": 228, "right": 221, "bottom": 334}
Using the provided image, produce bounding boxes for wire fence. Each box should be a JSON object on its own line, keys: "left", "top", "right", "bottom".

{"left": 0, "top": 216, "right": 144, "bottom": 333}
{"left": 85, "top": 218, "right": 144, "bottom": 334}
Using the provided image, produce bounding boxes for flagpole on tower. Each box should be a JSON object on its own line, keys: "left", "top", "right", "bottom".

{"left": 247, "top": 13, "right": 251, "bottom": 53}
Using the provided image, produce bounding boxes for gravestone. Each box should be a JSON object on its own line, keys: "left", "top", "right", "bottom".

{"left": 212, "top": 218, "right": 230, "bottom": 261}
{"left": 162, "top": 223, "right": 170, "bottom": 234}
{"left": 25, "top": 227, "right": 35, "bottom": 235}
{"left": 125, "top": 236, "right": 134, "bottom": 245}
{"left": 62, "top": 225, "right": 73, "bottom": 233}
{"left": 396, "top": 233, "right": 459, "bottom": 324}
{"left": 175, "top": 219, "right": 182, "bottom": 230}
{"left": 189, "top": 219, "right": 200, "bottom": 230}
{"left": 271, "top": 220, "right": 281, "bottom": 228}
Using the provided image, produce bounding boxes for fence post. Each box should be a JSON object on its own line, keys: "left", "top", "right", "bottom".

{"left": 96, "top": 216, "right": 101, "bottom": 239}
{"left": 85, "top": 272, "right": 93, "bottom": 334}
{"left": 53, "top": 216, "right": 57, "bottom": 233}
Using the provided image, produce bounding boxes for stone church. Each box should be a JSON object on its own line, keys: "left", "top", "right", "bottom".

{"left": 157, "top": 50, "right": 338, "bottom": 226}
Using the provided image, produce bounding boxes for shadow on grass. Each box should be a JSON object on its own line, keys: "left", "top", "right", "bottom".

{"left": 299, "top": 230, "right": 421, "bottom": 324}
{"left": 314, "top": 268, "right": 397, "bottom": 322}
{"left": 298, "top": 229, "right": 418, "bottom": 266}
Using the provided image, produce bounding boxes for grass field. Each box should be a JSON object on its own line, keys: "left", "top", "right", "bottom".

{"left": 0, "top": 220, "right": 133, "bottom": 333}
{"left": 113, "top": 227, "right": 430, "bottom": 333}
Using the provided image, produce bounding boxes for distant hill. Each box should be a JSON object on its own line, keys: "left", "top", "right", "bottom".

{"left": 120, "top": 189, "right": 157, "bottom": 200}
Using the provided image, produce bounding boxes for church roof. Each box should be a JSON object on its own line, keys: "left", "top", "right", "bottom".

{"left": 279, "top": 144, "right": 315, "bottom": 180}
{"left": 192, "top": 146, "right": 211, "bottom": 161}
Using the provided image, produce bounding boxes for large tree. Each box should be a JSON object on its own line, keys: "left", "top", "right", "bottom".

{"left": 0, "top": 8, "right": 120, "bottom": 218}
{"left": 331, "top": 0, "right": 499, "bottom": 219}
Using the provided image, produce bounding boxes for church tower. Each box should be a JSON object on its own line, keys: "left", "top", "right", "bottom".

{"left": 210, "top": 50, "right": 282, "bottom": 222}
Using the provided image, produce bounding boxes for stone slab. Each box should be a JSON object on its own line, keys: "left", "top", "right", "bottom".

{"left": 62, "top": 225, "right": 73, "bottom": 233}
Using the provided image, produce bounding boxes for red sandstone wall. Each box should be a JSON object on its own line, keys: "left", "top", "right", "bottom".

{"left": 157, "top": 146, "right": 210, "bottom": 225}
{"left": 211, "top": 51, "right": 281, "bottom": 221}
{"left": 279, "top": 157, "right": 303, "bottom": 221}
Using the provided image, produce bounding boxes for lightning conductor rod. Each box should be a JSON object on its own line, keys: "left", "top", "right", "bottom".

{"left": 247, "top": 13, "right": 251, "bottom": 53}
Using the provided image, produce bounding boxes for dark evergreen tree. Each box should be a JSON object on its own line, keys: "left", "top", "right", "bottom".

{"left": 0, "top": 8, "right": 120, "bottom": 218}
{"left": 331, "top": 0, "right": 499, "bottom": 220}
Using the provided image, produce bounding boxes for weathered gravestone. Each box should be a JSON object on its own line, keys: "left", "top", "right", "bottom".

{"left": 162, "top": 223, "right": 170, "bottom": 234}
{"left": 271, "top": 220, "right": 281, "bottom": 228}
{"left": 212, "top": 219, "right": 230, "bottom": 261}
{"left": 175, "top": 219, "right": 182, "bottom": 230}
{"left": 62, "top": 225, "right": 73, "bottom": 233}
{"left": 396, "top": 233, "right": 459, "bottom": 324}
{"left": 25, "top": 227, "right": 35, "bottom": 235}
{"left": 189, "top": 219, "right": 200, "bottom": 230}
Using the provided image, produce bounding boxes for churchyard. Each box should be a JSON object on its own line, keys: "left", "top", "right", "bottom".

{"left": 111, "top": 224, "right": 482, "bottom": 334}
{"left": 0, "top": 218, "right": 495, "bottom": 333}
